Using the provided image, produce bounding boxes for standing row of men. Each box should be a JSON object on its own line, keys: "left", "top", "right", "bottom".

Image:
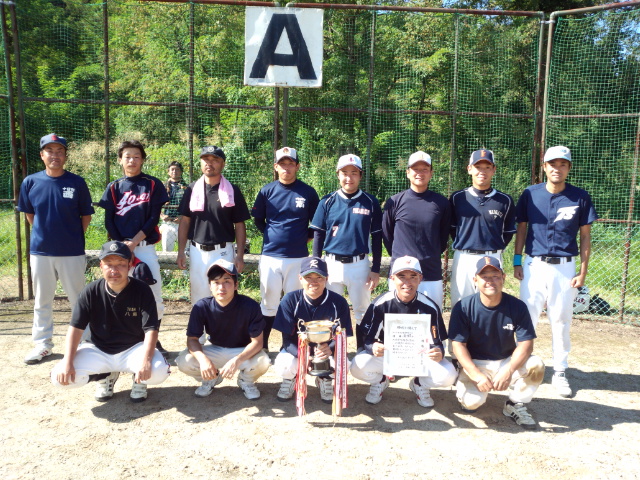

{"left": 19, "top": 134, "right": 596, "bottom": 419}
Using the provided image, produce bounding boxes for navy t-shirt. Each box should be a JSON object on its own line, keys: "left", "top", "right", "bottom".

{"left": 18, "top": 170, "right": 94, "bottom": 256}
{"left": 71, "top": 278, "right": 159, "bottom": 355}
{"left": 273, "top": 288, "right": 353, "bottom": 357}
{"left": 515, "top": 182, "right": 598, "bottom": 257}
{"left": 382, "top": 188, "right": 451, "bottom": 281}
{"left": 186, "top": 294, "right": 265, "bottom": 348}
{"left": 252, "top": 179, "right": 319, "bottom": 258}
{"left": 448, "top": 292, "right": 536, "bottom": 361}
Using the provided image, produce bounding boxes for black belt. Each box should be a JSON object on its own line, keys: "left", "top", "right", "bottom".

{"left": 328, "top": 253, "right": 366, "bottom": 264}
{"left": 538, "top": 255, "right": 571, "bottom": 264}
{"left": 461, "top": 249, "right": 499, "bottom": 255}
{"left": 191, "top": 240, "right": 227, "bottom": 252}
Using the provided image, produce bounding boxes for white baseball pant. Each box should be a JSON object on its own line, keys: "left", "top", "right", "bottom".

{"left": 188, "top": 243, "right": 235, "bottom": 305}
{"left": 273, "top": 351, "right": 336, "bottom": 380}
{"left": 159, "top": 222, "right": 179, "bottom": 252}
{"left": 388, "top": 278, "right": 444, "bottom": 311}
{"left": 131, "top": 244, "right": 164, "bottom": 320}
{"left": 326, "top": 255, "right": 372, "bottom": 323}
{"left": 520, "top": 256, "right": 577, "bottom": 371}
{"left": 30, "top": 254, "right": 86, "bottom": 348}
{"left": 50, "top": 342, "right": 170, "bottom": 388}
{"left": 258, "top": 255, "right": 304, "bottom": 317}
{"left": 176, "top": 345, "right": 270, "bottom": 383}
{"left": 350, "top": 352, "right": 457, "bottom": 388}
{"left": 456, "top": 355, "right": 545, "bottom": 410}
{"left": 450, "top": 250, "right": 503, "bottom": 307}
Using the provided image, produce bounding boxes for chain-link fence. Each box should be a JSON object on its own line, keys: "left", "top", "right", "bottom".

{"left": 1, "top": 1, "right": 638, "bottom": 325}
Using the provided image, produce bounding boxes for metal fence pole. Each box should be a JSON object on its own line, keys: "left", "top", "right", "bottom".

{"left": 188, "top": 2, "right": 195, "bottom": 181}
{"left": 103, "top": 2, "right": 111, "bottom": 186}
{"left": 282, "top": 88, "right": 289, "bottom": 147}
{"left": 365, "top": 10, "right": 375, "bottom": 193}
{"left": 531, "top": 14, "right": 546, "bottom": 184}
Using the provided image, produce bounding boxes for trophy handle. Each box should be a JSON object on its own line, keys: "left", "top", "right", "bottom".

{"left": 332, "top": 319, "right": 340, "bottom": 335}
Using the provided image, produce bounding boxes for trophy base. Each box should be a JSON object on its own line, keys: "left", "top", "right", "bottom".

{"left": 308, "top": 359, "right": 333, "bottom": 377}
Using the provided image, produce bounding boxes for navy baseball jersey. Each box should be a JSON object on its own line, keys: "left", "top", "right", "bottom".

{"left": 273, "top": 289, "right": 353, "bottom": 357}
{"left": 360, "top": 291, "right": 447, "bottom": 355}
{"left": 18, "top": 171, "right": 94, "bottom": 256}
{"left": 382, "top": 189, "right": 451, "bottom": 281}
{"left": 163, "top": 179, "right": 188, "bottom": 218}
{"left": 515, "top": 183, "right": 598, "bottom": 257}
{"left": 99, "top": 173, "right": 169, "bottom": 244}
{"left": 448, "top": 292, "right": 536, "bottom": 361}
{"left": 186, "top": 294, "right": 265, "bottom": 348}
{"left": 450, "top": 187, "right": 516, "bottom": 251}
{"left": 252, "top": 179, "right": 319, "bottom": 258}
{"left": 70, "top": 278, "right": 159, "bottom": 355}
{"left": 179, "top": 182, "right": 251, "bottom": 245}
{"left": 310, "top": 189, "right": 382, "bottom": 257}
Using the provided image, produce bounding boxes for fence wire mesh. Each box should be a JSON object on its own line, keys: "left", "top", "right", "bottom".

{"left": 1, "top": 1, "right": 638, "bottom": 324}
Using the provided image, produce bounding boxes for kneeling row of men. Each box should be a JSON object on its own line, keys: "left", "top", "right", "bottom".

{"left": 52, "top": 241, "right": 544, "bottom": 430}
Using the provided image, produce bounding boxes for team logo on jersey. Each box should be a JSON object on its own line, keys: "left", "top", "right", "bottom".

{"left": 352, "top": 207, "right": 370, "bottom": 215}
{"left": 489, "top": 209, "right": 503, "bottom": 219}
{"left": 125, "top": 307, "right": 138, "bottom": 317}
{"left": 503, "top": 324, "right": 514, "bottom": 331}
{"left": 554, "top": 206, "right": 579, "bottom": 222}
{"left": 115, "top": 191, "right": 151, "bottom": 216}
{"left": 295, "top": 197, "right": 306, "bottom": 208}
{"left": 62, "top": 187, "right": 75, "bottom": 199}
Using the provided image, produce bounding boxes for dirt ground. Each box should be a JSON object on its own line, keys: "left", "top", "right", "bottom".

{"left": 1, "top": 299, "right": 639, "bottom": 480}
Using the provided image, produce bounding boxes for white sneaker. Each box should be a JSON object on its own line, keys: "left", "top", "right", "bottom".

{"left": 95, "top": 372, "right": 120, "bottom": 402}
{"left": 316, "top": 376, "right": 333, "bottom": 404}
{"left": 130, "top": 378, "right": 147, "bottom": 403}
{"left": 409, "top": 378, "right": 434, "bottom": 408}
{"left": 24, "top": 344, "right": 53, "bottom": 365}
{"left": 194, "top": 376, "right": 223, "bottom": 398}
{"left": 237, "top": 378, "right": 261, "bottom": 400}
{"left": 552, "top": 372, "right": 572, "bottom": 398}
{"left": 365, "top": 376, "right": 390, "bottom": 405}
{"left": 503, "top": 401, "right": 537, "bottom": 429}
{"left": 277, "top": 377, "right": 296, "bottom": 402}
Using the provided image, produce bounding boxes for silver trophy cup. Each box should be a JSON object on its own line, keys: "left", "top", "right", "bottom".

{"left": 298, "top": 319, "right": 339, "bottom": 377}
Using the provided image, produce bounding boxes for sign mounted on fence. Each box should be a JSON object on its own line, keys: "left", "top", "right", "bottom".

{"left": 244, "top": 7, "right": 323, "bottom": 88}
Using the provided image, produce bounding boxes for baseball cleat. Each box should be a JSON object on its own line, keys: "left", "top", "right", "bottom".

{"left": 276, "top": 377, "right": 296, "bottom": 402}
{"left": 194, "top": 376, "right": 223, "bottom": 398}
{"left": 552, "top": 372, "right": 572, "bottom": 398}
{"left": 95, "top": 372, "right": 120, "bottom": 402}
{"left": 409, "top": 378, "right": 434, "bottom": 408}
{"left": 130, "top": 378, "right": 148, "bottom": 403}
{"left": 24, "top": 344, "right": 53, "bottom": 365}
{"left": 237, "top": 378, "right": 261, "bottom": 400}
{"left": 316, "top": 376, "right": 333, "bottom": 404}
{"left": 503, "top": 400, "right": 537, "bottom": 430}
{"left": 365, "top": 376, "right": 390, "bottom": 405}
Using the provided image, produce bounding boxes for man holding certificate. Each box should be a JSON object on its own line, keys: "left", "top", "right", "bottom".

{"left": 350, "top": 256, "right": 456, "bottom": 407}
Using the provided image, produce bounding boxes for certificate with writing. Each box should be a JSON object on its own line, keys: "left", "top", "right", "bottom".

{"left": 383, "top": 313, "right": 434, "bottom": 377}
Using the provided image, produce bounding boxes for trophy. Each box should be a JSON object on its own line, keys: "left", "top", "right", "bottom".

{"left": 298, "top": 319, "right": 340, "bottom": 377}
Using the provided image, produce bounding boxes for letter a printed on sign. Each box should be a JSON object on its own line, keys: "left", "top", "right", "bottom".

{"left": 245, "top": 7, "right": 323, "bottom": 87}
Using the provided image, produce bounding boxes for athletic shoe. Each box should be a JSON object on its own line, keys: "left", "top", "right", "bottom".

{"left": 552, "top": 372, "right": 572, "bottom": 398}
{"left": 409, "top": 378, "right": 434, "bottom": 408}
{"left": 277, "top": 377, "right": 296, "bottom": 402}
{"left": 237, "top": 378, "right": 261, "bottom": 400}
{"left": 194, "top": 376, "right": 224, "bottom": 398}
{"left": 503, "top": 400, "right": 537, "bottom": 430}
{"left": 130, "top": 378, "right": 147, "bottom": 403}
{"left": 365, "top": 376, "right": 390, "bottom": 405}
{"left": 316, "top": 376, "right": 333, "bottom": 404}
{"left": 24, "top": 344, "right": 53, "bottom": 365}
{"left": 95, "top": 372, "right": 120, "bottom": 402}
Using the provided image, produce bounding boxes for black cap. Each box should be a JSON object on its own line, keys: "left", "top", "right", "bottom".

{"left": 300, "top": 257, "right": 328, "bottom": 277}
{"left": 200, "top": 146, "right": 226, "bottom": 160}
{"left": 99, "top": 241, "right": 132, "bottom": 261}
{"left": 475, "top": 256, "right": 503, "bottom": 275}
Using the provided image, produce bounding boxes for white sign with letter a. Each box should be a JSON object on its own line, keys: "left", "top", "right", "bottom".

{"left": 245, "top": 7, "right": 323, "bottom": 87}
{"left": 383, "top": 313, "right": 434, "bottom": 377}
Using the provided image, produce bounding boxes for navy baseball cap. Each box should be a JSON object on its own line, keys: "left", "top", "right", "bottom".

{"left": 300, "top": 257, "right": 328, "bottom": 277}
{"left": 469, "top": 149, "right": 494, "bottom": 165}
{"left": 200, "top": 146, "right": 226, "bottom": 161}
{"left": 206, "top": 258, "right": 238, "bottom": 278}
{"left": 99, "top": 241, "right": 132, "bottom": 261}
{"left": 40, "top": 133, "right": 67, "bottom": 150}
{"left": 475, "top": 256, "right": 503, "bottom": 275}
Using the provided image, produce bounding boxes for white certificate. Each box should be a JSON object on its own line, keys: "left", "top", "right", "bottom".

{"left": 383, "top": 313, "right": 434, "bottom": 377}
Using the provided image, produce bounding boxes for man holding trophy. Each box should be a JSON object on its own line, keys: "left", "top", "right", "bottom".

{"left": 272, "top": 257, "right": 352, "bottom": 409}
{"left": 350, "top": 256, "right": 457, "bottom": 407}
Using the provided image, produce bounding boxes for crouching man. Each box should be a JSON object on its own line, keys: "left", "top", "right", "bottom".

{"left": 350, "top": 256, "right": 457, "bottom": 407}
{"left": 51, "top": 241, "right": 170, "bottom": 403}
{"left": 272, "top": 257, "right": 352, "bottom": 404}
{"left": 448, "top": 256, "right": 545, "bottom": 429}
{"left": 176, "top": 259, "right": 270, "bottom": 400}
